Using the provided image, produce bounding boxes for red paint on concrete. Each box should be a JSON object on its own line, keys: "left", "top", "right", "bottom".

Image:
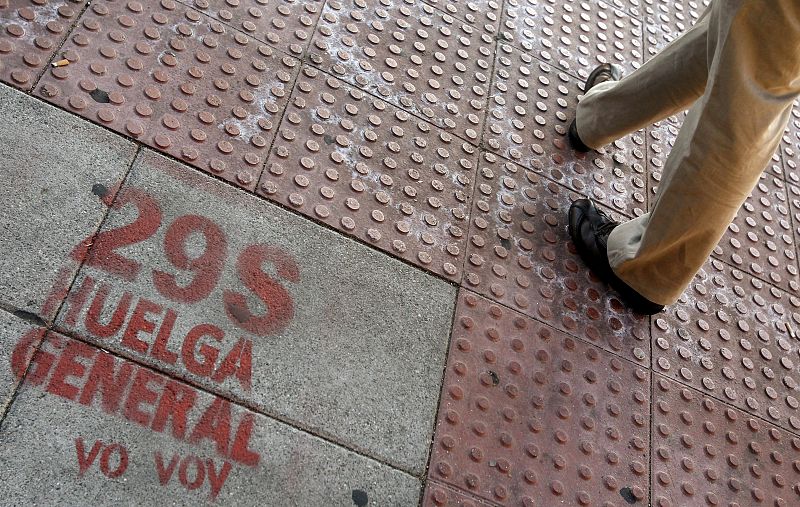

{"left": 11, "top": 333, "right": 260, "bottom": 467}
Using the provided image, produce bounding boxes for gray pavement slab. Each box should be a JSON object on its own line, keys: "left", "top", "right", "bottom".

{"left": 0, "top": 309, "right": 45, "bottom": 415}
{"left": 0, "top": 84, "right": 138, "bottom": 319}
{"left": 54, "top": 148, "right": 456, "bottom": 474}
{"left": 0, "top": 332, "right": 420, "bottom": 506}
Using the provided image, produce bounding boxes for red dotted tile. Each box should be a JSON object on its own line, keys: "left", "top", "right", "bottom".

{"left": 428, "top": 290, "right": 650, "bottom": 506}
{"left": 640, "top": 1, "right": 711, "bottom": 63}
{"left": 641, "top": 0, "right": 708, "bottom": 33}
{"left": 424, "top": 481, "right": 497, "bottom": 507}
{"left": 790, "top": 183, "right": 800, "bottom": 268}
{"left": 640, "top": 0, "right": 710, "bottom": 64}
{"left": 782, "top": 102, "right": 800, "bottom": 188}
{"left": 641, "top": 0, "right": 710, "bottom": 77}
{"left": 601, "top": 0, "right": 644, "bottom": 19}
{"left": 652, "top": 257, "right": 800, "bottom": 432}
{"left": 257, "top": 65, "right": 479, "bottom": 280}
{"left": 308, "top": 0, "right": 494, "bottom": 143}
{"left": 176, "top": 0, "right": 324, "bottom": 57}
{"left": 486, "top": 43, "right": 648, "bottom": 219}
{"left": 463, "top": 151, "right": 650, "bottom": 364}
{"left": 648, "top": 117, "right": 800, "bottom": 293}
{"left": 713, "top": 165, "right": 799, "bottom": 293}
{"left": 652, "top": 375, "right": 800, "bottom": 507}
{"left": 0, "top": 0, "right": 85, "bottom": 90}
{"left": 642, "top": 22, "right": 672, "bottom": 63}
{"left": 612, "top": 0, "right": 709, "bottom": 33}
{"left": 499, "top": 0, "right": 644, "bottom": 81}
{"left": 35, "top": 0, "right": 300, "bottom": 191}
{"left": 420, "top": 0, "right": 502, "bottom": 35}
{"left": 645, "top": 114, "right": 682, "bottom": 203}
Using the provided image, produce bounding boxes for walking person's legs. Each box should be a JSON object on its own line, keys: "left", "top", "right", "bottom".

{"left": 574, "top": 7, "right": 710, "bottom": 149}
{"left": 568, "top": 0, "right": 800, "bottom": 313}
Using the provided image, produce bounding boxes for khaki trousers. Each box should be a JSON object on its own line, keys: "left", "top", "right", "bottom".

{"left": 575, "top": 0, "right": 800, "bottom": 305}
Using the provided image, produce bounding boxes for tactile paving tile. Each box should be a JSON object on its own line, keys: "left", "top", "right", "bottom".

{"left": 789, "top": 183, "right": 800, "bottom": 266}
{"left": 463, "top": 151, "right": 650, "bottom": 365}
{"left": 420, "top": 0, "right": 501, "bottom": 35}
{"left": 35, "top": 0, "right": 300, "bottom": 191}
{"left": 428, "top": 291, "right": 650, "bottom": 506}
{"left": 645, "top": 114, "right": 682, "bottom": 200}
{"left": 257, "top": 65, "right": 478, "bottom": 281}
{"left": 308, "top": 0, "right": 494, "bottom": 144}
{"left": 641, "top": 0, "right": 708, "bottom": 33}
{"left": 652, "top": 375, "right": 800, "bottom": 507}
{"left": 652, "top": 257, "right": 800, "bottom": 433}
{"left": 175, "top": 0, "right": 324, "bottom": 57}
{"left": 499, "top": 0, "right": 644, "bottom": 81}
{"left": 424, "top": 481, "right": 497, "bottom": 507}
{"left": 599, "top": 0, "right": 710, "bottom": 24}
{"left": 601, "top": 0, "right": 643, "bottom": 20}
{"left": 640, "top": 0, "right": 710, "bottom": 63}
{"left": 639, "top": 0, "right": 710, "bottom": 63}
{"left": 0, "top": 0, "right": 86, "bottom": 91}
{"left": 782, "top": 102, "right": 800, "bottom": 188}
{"left": 713, "top": 163, "right": 800, "bottom": 293}
{"left": 648, "top": 117, "right": 800, "bottom": 293}
{"left": 486, "top": 44, "right": 648, "bottom": 218}
{"left": 642, "top": 22, "right": 673, "bottom": 62}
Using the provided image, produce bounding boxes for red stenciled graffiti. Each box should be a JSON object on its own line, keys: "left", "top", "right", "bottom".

{"left": 58, "top": 286, "right": 253, "bottom": 391}
{"left": 11, "top": 334, "right": 260, "bottom": 468}
{"left": 153, "top": 215, "right": 228, "bottom": 304}
{"left": 68, "top": 186, "right": 299, "bottom": 337}
{"left": 7, "top": 184, "right": 295, "bottom": 496}
{"left": 75, "top": 437, "right": 129, "bottom": 478}
{"left": 74, "top": 436, "right": 233, "bottom": 499}
{"left": 155, "top": 451, "right": 232, "bottom": 499}
{"left": 224, "top": 245, "right": 299, "bottom": 337}
{"left": 71, "top": 188, "right": 163, "bottom": 282}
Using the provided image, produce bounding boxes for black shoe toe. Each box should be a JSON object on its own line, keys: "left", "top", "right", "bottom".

{"left": 567, "top": 199, "right": 665, "bottom": 315}
{"left": 568, "top": 119, "right": 591, "bottom": 153}
{"left": 567, "top": 198, "right": 591, "bottom": 237}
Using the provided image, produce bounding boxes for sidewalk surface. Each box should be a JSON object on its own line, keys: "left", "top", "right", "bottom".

{"left": 2, "top": 0, "right": 800, "bottom": 505}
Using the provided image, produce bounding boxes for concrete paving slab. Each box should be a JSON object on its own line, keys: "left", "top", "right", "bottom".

{"left": 54, "top": 148, "right": 456, "bottom": 474}
{"left": 0, "top": 309, "right": 45, "bottom": 414}
{"left": 0, "top": 83, "right": 137, "bottom": 319}
{"left": 0, "top": 332, "right": 421, "bottom": 506}
{"left": 5, "top": 0, "right": 800, "bottom": 503}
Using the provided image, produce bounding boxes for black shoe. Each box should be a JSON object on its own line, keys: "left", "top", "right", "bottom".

{"left": 568, "top": 63, "right": 623, "bottom": 152}
{"left": 567, "top": 199, "right": 664, "bottom": 315}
